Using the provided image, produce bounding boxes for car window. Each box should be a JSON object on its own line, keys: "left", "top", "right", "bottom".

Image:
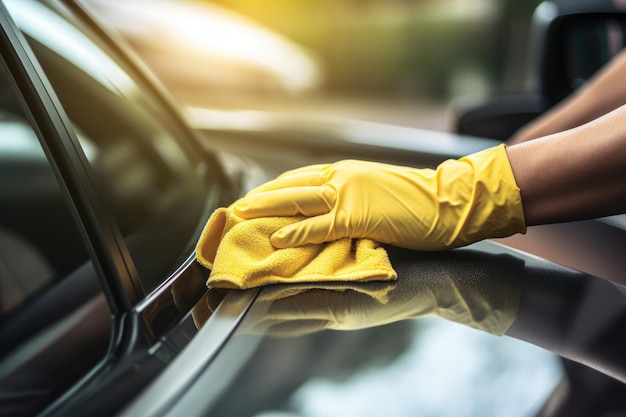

{"left": 0, "top": 50, "right": 111, "bottom": 415}
{"left": 0, "top": 62, "right": 88, "bottom": 319}
{"left": 6, "top": 0, "right": 212, "bottom": 294}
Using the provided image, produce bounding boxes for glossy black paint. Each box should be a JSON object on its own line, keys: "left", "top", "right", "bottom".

{"left": 122, "top": 240, "right": 626, "bottom": 417}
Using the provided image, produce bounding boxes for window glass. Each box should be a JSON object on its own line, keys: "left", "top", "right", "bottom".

{"left": 7, "top": 0, "right": 211, "bottom": 294}
{"left": 0, "top": 62, "right": 88, "bottom": 317}
{"left": 0, "top": 53, "right": 110, "bottom": 415}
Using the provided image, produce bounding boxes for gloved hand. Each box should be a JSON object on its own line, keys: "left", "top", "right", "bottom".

{"left": 233, "top": 144, "right": 526, "bottom": 251}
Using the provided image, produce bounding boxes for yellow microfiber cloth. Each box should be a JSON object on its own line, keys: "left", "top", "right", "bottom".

{"left": 195, "top": 207, "right": 397, "bottom": 289}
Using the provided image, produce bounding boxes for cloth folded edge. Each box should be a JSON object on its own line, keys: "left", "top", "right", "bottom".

{"left": 195, "top": 207, "right": 397, "bottom": 290}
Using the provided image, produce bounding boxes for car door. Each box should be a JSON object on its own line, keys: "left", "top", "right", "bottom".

{"left": 0, "top": 1, "right": 248, "bottom": 415}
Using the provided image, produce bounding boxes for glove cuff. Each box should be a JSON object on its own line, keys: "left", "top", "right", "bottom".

{"left": 450, "top": 144, "right": 527, "bottom": 247}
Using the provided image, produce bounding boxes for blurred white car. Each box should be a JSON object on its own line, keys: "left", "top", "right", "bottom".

{"left": 84, "top": 0, "right": 323, "bottom": 103}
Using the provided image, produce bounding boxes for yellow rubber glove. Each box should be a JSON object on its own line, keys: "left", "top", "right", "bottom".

{"left": 233, "top": 144, "right": 526, "bottom": 251}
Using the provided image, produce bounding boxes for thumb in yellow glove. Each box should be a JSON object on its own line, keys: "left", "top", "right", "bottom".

{"left": 233, "top": 144, "right": 526, "bottom": 251}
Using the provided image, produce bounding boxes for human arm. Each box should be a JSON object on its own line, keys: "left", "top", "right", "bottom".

{"left": 233, "top": 105, "right": 626, "bottom": 251}
{"left": 507, "top": 104, "right": 626, "bottom": 225}
{"left": 509, "top": 49, "right": 626, "bottom": 144}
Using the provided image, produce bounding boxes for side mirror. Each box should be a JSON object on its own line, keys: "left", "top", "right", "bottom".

{"left": 538, "top": 4, "right": 626, "bottom": 106}
{"left": 451, "top": 0, "right": 626, "bottom": 141}
{"left": 450, "top": 93, "right": 547, "bottom": 142}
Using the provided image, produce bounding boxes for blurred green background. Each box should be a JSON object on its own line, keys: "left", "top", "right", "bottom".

{"left": 209, "top": 0, "right": 542, "bottom": 100}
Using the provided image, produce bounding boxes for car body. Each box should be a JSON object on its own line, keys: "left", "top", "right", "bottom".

{"left": 0, "top": 1, "right": 625, "bottom": 417}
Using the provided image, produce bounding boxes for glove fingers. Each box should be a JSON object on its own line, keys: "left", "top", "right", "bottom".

{"left": 233, "top": 186, "right": 336, "bottom": 218}
{"left": 245, "top": 171, "right": 326, "bottom": 196}
{"left": 271, "top": 212, "right": 344, "bottom": 247}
